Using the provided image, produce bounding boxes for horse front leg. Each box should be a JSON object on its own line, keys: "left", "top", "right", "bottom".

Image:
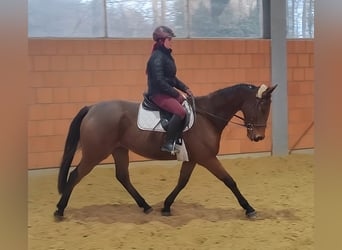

{"left": 112, "top": 148, "right": 152, "bottom": 214}
{"left": 162, "top": 161, "right": 196, "bottom": 216}
{"left": 202, "top": 158, "right": 256, "bottom": 219}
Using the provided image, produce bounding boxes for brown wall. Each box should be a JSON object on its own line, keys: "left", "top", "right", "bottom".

{"left": 28, "top": 38, "right": 314, "bottom": 169}
{"left": 287, "top": 41, "right": 314, "bottom": 150}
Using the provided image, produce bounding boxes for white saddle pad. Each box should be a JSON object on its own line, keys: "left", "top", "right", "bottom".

{"left": 137, "top": 100, "right": 195, "bottom": 132}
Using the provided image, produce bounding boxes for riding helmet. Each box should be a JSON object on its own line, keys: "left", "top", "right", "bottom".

{"left": 152, "top": 26, "right": 176, "bottom": 41}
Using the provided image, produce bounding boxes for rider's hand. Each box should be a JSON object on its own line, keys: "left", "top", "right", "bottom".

{"left": 177, "top": 94, "right": 186, "bottom": 103}
{"left": 185, "top": 89, "right": 193, "bottom": 97}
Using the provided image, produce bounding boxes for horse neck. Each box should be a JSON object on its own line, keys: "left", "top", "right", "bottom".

{"left": 196, "top": 87, "right": 246, "bottom": 131}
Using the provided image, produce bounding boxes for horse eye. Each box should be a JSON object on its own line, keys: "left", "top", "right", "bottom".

{"left": 259, "top": 99, "right": 265, "bottom": 105}
{"left": 258, "top": 100, "right": 268, "bottom": 112}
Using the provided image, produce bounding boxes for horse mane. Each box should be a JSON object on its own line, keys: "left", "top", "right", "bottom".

{"left": 207, "top": 83, "right": 257, "bottom": 98}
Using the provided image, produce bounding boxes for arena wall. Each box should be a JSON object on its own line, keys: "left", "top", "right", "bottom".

{"left": 28, "top": 39, "right": 314, "bottom": 169}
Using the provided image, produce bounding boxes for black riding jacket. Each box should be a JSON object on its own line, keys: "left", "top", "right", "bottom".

{"left": 146, "top": 45, "right": 188, "bottom": 98}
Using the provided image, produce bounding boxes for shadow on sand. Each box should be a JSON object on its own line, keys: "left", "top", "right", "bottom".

{"left": 64, "top": 201, "right": 301, "bottom": 226}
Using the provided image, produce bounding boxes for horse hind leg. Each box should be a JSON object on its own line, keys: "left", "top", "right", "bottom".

{"left": 54, "top": 160, "right": 97, "bottom": 220}
{"left": 112, "top": 148, "right": 152, "bottom": 214}
{"left": 54, "top": 167, "right": 78, "bottom": 220}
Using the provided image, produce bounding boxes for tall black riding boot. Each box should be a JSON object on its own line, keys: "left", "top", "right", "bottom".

{"left": 161, "top": 115, "right": 183, "bottom": 154}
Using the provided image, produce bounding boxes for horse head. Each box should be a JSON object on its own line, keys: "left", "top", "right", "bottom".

{"left": 241, "top": 84, "right": 277, "bottom": 142}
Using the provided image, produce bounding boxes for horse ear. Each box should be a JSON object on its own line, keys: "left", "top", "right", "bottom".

{"left": 262, "top": 84, "right": 277, "bottom": 99}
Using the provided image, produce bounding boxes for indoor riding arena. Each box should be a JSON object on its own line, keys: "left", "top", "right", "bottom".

{"left": 27, "top": 1, "right": 314, "bottom": 249}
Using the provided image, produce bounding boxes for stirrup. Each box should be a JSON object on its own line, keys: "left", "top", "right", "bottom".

{"left": 161, "top": 141, "right": 179, "bottom": 155}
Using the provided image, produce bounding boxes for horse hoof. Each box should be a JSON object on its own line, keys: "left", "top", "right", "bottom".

{"left": 161, "top": 208, "right": 171, "bottom": 216}
{"left": 246, "top": 210, "right": 257, "bottom": 219}
{"left": 144, "top": 207, "right": 153, "bottom": 214}
{"left": 54, "top": 210, "right": 64, "bottom": 221}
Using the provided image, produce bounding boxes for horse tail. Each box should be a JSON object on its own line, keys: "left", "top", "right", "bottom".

{"left": 58, "top": 106, "right": 89, "bottom": 194}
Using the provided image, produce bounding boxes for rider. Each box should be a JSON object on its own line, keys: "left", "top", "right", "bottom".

{"left": 145, "top": 25, "right": 193, "bottom": 153}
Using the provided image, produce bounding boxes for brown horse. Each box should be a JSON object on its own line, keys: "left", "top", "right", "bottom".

{"left": 54, "top": 83, "right": 277, "bottom": 220}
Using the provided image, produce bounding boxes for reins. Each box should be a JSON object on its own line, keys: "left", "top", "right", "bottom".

{"left": 195, "top": 107, "right": 267, "bottom": 130}
{"left": 195, "top": 108, "right": 245, "bottom": 127}
{"left": 230, "top": 113, "right": 250, "bottom": 128}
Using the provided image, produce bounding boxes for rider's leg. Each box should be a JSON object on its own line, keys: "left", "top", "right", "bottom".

{"left": 161, "top": 114, "right": 183, "bottom": 153}
{"left": 150, "top": 94, "right": 186, "bottom": 153}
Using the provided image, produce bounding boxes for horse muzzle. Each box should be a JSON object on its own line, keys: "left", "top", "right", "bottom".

{"left": 247, "top": 131, "right": 265, "bottom": 142}
{"left": 252, "top": 134, "right": 265, "bottom": 142}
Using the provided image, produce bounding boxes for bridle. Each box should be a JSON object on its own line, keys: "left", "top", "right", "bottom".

{"left": 195, "top": 108, "right": 267, "bottom": 131}
{"left": 230, "top": 113, "right": 267, "bottom": 131}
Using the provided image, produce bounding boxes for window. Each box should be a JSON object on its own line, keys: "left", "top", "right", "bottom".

{"left": 28, "top": 0, "right": 314, "bottom": 38}
{"left": 287, "top": 0, "right": 314, "bottom": 38}
{"left": 29, "top": 0, "right": 263, "bottom": 38}
{"left": 28, "top": 0, "right": 106, "bottom": 37}
{"left": 190, "top": 0, "right": 262, "bottom": 38}
{"left": 106, "top": 0, "right": 188, "bottom": 38}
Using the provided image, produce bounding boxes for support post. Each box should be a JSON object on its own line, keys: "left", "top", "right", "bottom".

{"left": 270, "top": 0, "right": 289, "bottom": 155}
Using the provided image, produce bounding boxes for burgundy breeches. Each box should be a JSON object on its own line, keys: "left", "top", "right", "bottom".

{"left": 150, "top": 94, "right": 186, "bottom": 119}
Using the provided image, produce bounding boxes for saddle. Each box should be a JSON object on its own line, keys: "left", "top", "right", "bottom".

{"left": 138, "top": 93, "right": 194, "bottom": 132}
